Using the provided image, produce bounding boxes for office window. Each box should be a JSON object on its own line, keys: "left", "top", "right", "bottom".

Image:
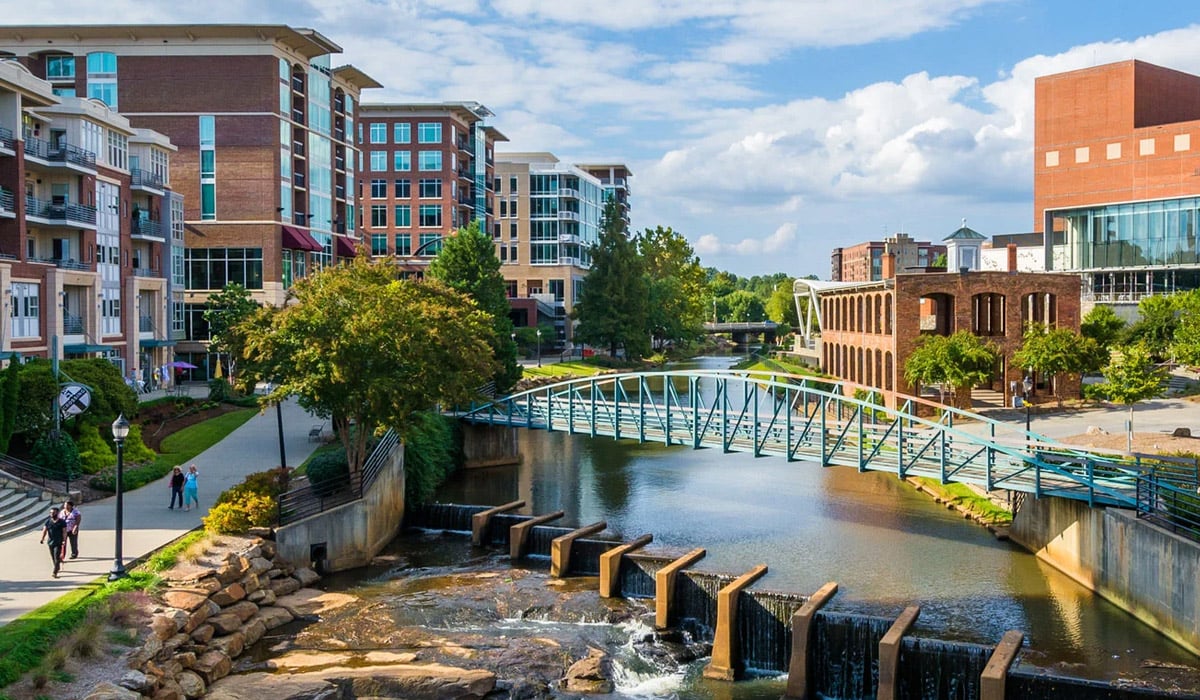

{"left": 419, "top": 205, "right": 442, "bottom": 227}
{"left": 370, "top": 179, "right": 387, "bottom": 198}
{"left": 418, "top": 179, "right": 442, "bottom": 198}
{"left": 418, "top": 151, "right": 442, "bottom": 171}
{"left": 47, "top": 55, "right": 75, "bottom": 79}
{"left": 419, "top": 232, "right": 442, "bottom": 255}
{"left": 371, "top": 233, "right": 388, "bottom": 256}
{"left": 549, "top": 279, "right": 565, "bottom": 301}
{"left": 493, "top": 223, "right": 501, "bottom": 238}
{"left": 52, "top": 87, "right": 76, "bottom": 97}
{"left": 394, "top": 123, "right": 410, "bottom": 144}
{"left": 417, "top": 122, "right": 441, "bottom": 144}
{"left": 500, "top": 200, "right": 507, "bottom": 217}
{"left": 393, "top": 150, "right": 411, "bottom": 171}
{"left": 199, "top": 116, "right": 216, "bottom": 220}
{"left": 510, "top": 222, "right": 518, "bottom": 239}
{"left": 510, "top": 244, "right": 518, "bottom": 263}
{"left": 394, "top": 178, "right": 411, "bottom": 198}
{"left": 509, "top": 199, "right": 518, "bottom": 218}
{"left": 369, "top": 123, "right": 387, "bottom": 144}
{"left": 370, "top": 151, "right": 387, "bottom": 172}
{"left": 107, "top": 129, "right": 128, "bottom": 170}
{"left": 394, "top": 233, "right": 411, "bottom": 255}
{"left": 370, "top": 204, "right": 387, "bottom": 228}
{"left": 10, "top": 282, "right": 40, "bottom": 339}
{"left": 509, "top": 176, "right": 518, "bottom": 192}
{"left": 185, "top": 248, "right": 264, "bottom": 290}
{"left": 394, "top": 205, "right": 411, "bottom": 227}
{"left": 86, "top": 52, "right": 117, "bottom": 109}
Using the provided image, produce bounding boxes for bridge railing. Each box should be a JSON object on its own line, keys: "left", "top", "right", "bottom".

{"left": 1137, "top": 471, "right": 1200, "bottom": 540}
{"left": 277, "top": 428, "right": 398, "bottom": 525}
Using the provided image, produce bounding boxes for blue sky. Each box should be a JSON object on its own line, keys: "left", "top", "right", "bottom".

{"left": 10, "top": 1, "right": 1200, "bottom": 276}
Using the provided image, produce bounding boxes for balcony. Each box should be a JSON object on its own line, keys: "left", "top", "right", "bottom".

{"left": 130, "top": 168, "right": 164, "bottom": 192}
{"left": 293, "top": 171, "right": 305, "bottom": 188}
{"left": 0, "top": 126, "right": 13, "bottom": 154}
{"left": 132, "top": 218, "right": 164, "bottom": 241}
{"left": 456, "top": 167, "right": 472, "bottom": 180}
{"left": 293, "top": 140, "right": 306, "bottom": 157}
{"left": 456, "top": 138, "right": 474, "bottom": 155}
{"left": 0, "top": 187, "right": 13, "bottom": 218}
{"left": 63, "top": 314, "right": 84, "bottom": 335}
{"left": 23, "top": 136, "right": 97, "bottom": 171}
{"left": 139, "top": 315, "right": 155, "bottom": 332}
{"left": 25, "top": 196, "right": 98, "bottom": 228}
{"left": 558, "top": 187, "right": 579, "bottom": 199}
{"left": 133, "top": 267, "right": 161, "bottom": 279}
{"left": 557, "top": 210, "right": 580, "bottom": 222}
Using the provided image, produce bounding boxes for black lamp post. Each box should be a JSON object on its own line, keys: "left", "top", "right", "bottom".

{"left": 536, "top": 329, "right": 542, "bottom": 367}
{"left": 109, "top": 413, "right": 130, "bottom": 580}
{"left": 1022, "top": 375, "right": 1034, "bottom": 436}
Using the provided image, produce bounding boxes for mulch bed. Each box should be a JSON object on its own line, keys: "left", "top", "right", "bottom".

{"left": 136, "top": 401, "right": 247, "bottom": 452}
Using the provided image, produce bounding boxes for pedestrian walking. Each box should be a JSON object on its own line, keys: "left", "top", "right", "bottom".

{"left": 169, "top": 466, "right": 185, "bottom": 510}
{"left": 39, "top": 506, "right": 65, "bottom": 578}
{"left": 60, "top": 500, "right": 81, "bottom": 559}
{"left": 183, "top": 464, "right": 200, "bottom": 511}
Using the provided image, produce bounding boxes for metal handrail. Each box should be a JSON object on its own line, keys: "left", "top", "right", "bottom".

{"left": 1137, "top": 471, "right": 1200, "bottom": 540}
{"left": 277, "top": 427, "right": 399, "bottom": 526}
{"left": 24, "top": 195, "right": 98, "bottom": 225}
{"left": 0, "top": 187, "right": 13, "bottom": 212}
{"left": 132, "top": 218, "right": 162, "bottom": 238}
{"left": 130, "top": 168, "right": 164, "bottom": 189}
{"left": 63, "top": 314, "right": 84, "bottom": 334}
{"left": 0, "top": 453, "right": 80, "bottom": 496}
{"left": 0, "top": 126, "right": 13, "bottom": 151}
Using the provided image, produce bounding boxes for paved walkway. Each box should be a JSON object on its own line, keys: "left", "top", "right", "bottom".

{"left": 955, "top": 397, "right": 1200, "bottom": 449}
{"left": 0, "top": 398, "right": 320, "bottom": 625}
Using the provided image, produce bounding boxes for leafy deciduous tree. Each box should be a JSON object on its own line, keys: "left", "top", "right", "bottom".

{"left": 1100, "top": 343, "right": 1166, "bottom": 453}
{"left": 765, "top": 278, "right": 800, "bottom": 328}
{"left": 203, "top": 283, "right": 259, "bottom": 387}
{"left": 0, "top": 360, "right": 19, "bottom": 453}
{"left": 573, "top": 197, "right": 649, "bottom": 359}
{"left": 639, "top": 226, "right": 707, "bottom": 349}
{"left": 427, "top": 221, "right": 521, "bottom": 393}
{"left": 903, "top": 331, "right": 997, "bottom": 407}
{"left": 1171, "top": 290, "right": 1200, "bottom": 367}
{"left": 722, "top": 290, "right": 766, "bottom": 322}
{"left": 1013, "top": 324, "right": 1098, "bottom": 404}
{"left": 1124, "top": 294, "right": 1177, "bottom": 359}
{"left": 240, "top": 257, "right": 496, "bottom": 472}
{"left": 1080, "top": 304, "right": 1127, "bottom": 371}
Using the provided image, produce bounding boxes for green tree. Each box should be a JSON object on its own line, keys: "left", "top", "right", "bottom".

{"left": 240, "top": 257, "right": 496, "bottom": 472}
{"left": 573, "top": 197, "right": 649, "bottom": 359}
{"left": 0, "top": 360, "right": 19, "bottom": 453}
{"left": 903, "top": 331, "right": 997, "bottom": 406}
{"left": 13, "top": 361, "right": 56, "bottom": 440}
{"left": 1080, "top": 305, "right": 1127, "bottom": 370}
{"left": 1100, "top": 343, "right": 1167, "bottom": 453}
{"left": 59, "top": 358, "right": 138, "bottom": 429}
{"left": 427, "top": 221, "right": 521, "bottom": 393}
{"left": 1171, "top": 290, "right": 1200, "bottom": 367}
{"left": 765, "top": 278, "right": 799, "bottom": 327}
{"left": 203, "top": 283, "right": 259, "bottom": 387}
{"left": 1124, "top": 294, "right": 1177, "bottom": 359}
{"left": 639, "top": 226, "right": 707, "bottom": 349}
{"left": 1013, "top": 324, "right": 1098, "bottom": 404}
{"left": 723, "top": 290, "right": 766, "bottom": 322}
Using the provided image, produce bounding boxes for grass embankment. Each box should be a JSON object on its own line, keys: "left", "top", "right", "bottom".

{"left": 741, "top": 355, "right": 828, "bottom": 377}
{"left": 0, "top": 530, "right": 207, "bottom": 693}
{"left": 911, "top": 478, "right": 1013, "bottom": 527}
{"left": 104, "top": 408, "right": 257, "bottom": 492}
{"left": 521, "top": 360, "right": 617, "bottom": 380}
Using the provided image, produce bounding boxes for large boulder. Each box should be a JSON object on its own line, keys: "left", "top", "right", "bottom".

{"left": 240, "top": 618, "right": 267, "bottom": 647}
{"left": 255, "top": 605, "right": 294, "bottom": 630}
{"left": 211, "top": 582, "right": 247, "bottom": 607}
{"left": 194, "top": 650, "right": 232, "bottom": 685}
{"left": 269, "top": 577, "right": 301, "bottom": 597}
{"left": 176, "top": 670, "right": 207, "bottom": 699}
{"left": 293, "top": 567, "right": 321, "bottom": 587}
{"left": 162, "top": 589, "right": 210, "bottom": 612}
{"left": 208, "top": 612, "right": 243, "bottom": 635}
{"left": 211, "top": 630, "right": 245, "bottom": 658}
{"left": 83, "top": 681, "right": 142, "bottom": 699}
{"left": 561, "top": 648, "right": 614, "bottom": 694}
{"left": 274, "top": 589, "right": 356, "bottom": 618}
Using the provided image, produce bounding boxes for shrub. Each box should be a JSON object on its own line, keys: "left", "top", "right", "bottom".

{"left": 65, "top": 619, "right": 103, "bottom": 658}
{"left": 1081, "top": 382, "right": 1108, "bottom": 401}
{"left": 306, "top": 448, "right": 350, "bottom": 498}
{"left": 215, "top": 469, "right": 288, "bottom": 507}
{"left": 75, "top": 422, "right": 115, "bottom": 474}
{"left": 203, "top": 493, "right": 276, "bottom": 534}
{"left": 403, "top": 412, "right": 458, "bottom": 505}
{"left": 207, "top": 378, "right": 233, "bottom": 403}
{"left": 31, "top": 432, "right": 81, "bottom": 480}
{"left": 122, "top": 424, "right": 156, "bottom": 463}
{"left": 105, "top": 591, "right": 150, "bottom": 627}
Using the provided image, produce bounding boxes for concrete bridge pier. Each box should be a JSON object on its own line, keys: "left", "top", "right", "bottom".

{"left": 460, "top": 422, "right": 521, "bottom": 469}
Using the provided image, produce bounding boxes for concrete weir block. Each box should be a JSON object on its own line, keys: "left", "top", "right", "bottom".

{"left": 703, "top": 564, "right": 769, "bottom": 681}
{"left": 550, "top": 521, "right": 607, "bottom": 577}
{"left": 980, "top": 630, "right": 1024, "bottom": 700}
{"left": 782, "top": 581, "right": 839, "bottom": 700}
{"left": 876, "top": 605, "right": 920, "bottom": 700}
{"left": 598, "top": 534, "right": 653, "bottom": 598}
{"left": 471, "top": 500, "right": 525, "bottom": 546}
{"left": 655, "top": 548, "right": 707, "bottom": 629}
{"left": 509, "top": 510, "right": 565, "bottom": 560}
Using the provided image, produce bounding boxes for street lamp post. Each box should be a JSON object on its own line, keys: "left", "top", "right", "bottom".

{"left": 1022, "top": 375, "right": 1034, "bottom": 437}
{"left": 536, "top": 329, "right": 542, "bottom": 367}
{"left": 109, "top": 413, "right": 130, "bottom": 581}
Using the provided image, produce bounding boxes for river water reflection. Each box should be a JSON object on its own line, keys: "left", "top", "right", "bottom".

{"left": 435, "top": 359, "right": 1200, "bottom": 686}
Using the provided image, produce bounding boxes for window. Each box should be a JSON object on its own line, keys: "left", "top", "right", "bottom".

{"left": 510, "top": 222, "right": 518, "bottom": 239}
{"left": 369, "top": 123, "right": 387, "bottom": 144}
{"left": 199, "top": 116, "right": 216, "bottom": 220}
{"left": 417, "top": 122, "right": 441, "bottom": 143}
{"left": 418, "top": 179, "right": 442, "bottom": 198}
{"left": 500, "top": 200, "right": 507, "bottom": 217}
{"left": 419, "top": 205, "right": 441, "bottom": 227}
{"left": 106, "top": 129, "right": 128, "bottom": 170}
{"left": 371, "top": 233, "right": 388, "bottom": 256}
{"left": 510, "top": 244, "right": 518, "bottom": 263}
{"left": 394, "top": 233, "right": 411, "bottom": 255}
{"left": 509, "top": 199, "right": 517, "bottom": 218}
{"left": 370, "top": 179, "right": 387, "bottom": 198}
{"left": 394, "top": 178, "right": 410, "bottom": 198}
{"left": 419, "top": 233, "right": 442, "bottom": 255}
{"left": 549, "top": 279, "right": 564, "bottom": 301}
{"left": 85, "top": 52, "right": 118, "bottom": 109}
{"left": 370, "top": 205, "right": 387, "bottom": 228}
{"left": 509, "top": 176, "right": 518, "bottom": 192}
{"left": 369, "top": 151, "right": 386, "bottom": 172}
{"left": 393, "top": 123, "right": 410, "bottom": 144}
{"left": 418, "top": 151, "right": 442, "bottom": 171}
{"left": 52, "top": 87, "right": 76, "bottom": 97}
{"left": 11, "top": 283, "right": 40, "bottom": 339}
{"left": 185, "top": 248, "right": 264, "bottom": 290}
{"left": 47, "top": 56, "right": 75, "bottom": 79}
{"left": 394, "top": 205, "right": 411, "bottom": 227}
{"left": 393, "top": 150, "right": 411, "bottom": 171}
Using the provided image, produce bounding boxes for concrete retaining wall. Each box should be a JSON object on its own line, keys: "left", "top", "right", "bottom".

{"left": 276, "top": 443, "right": 405, "bottom": 573}
{"left": 460, "top": 423, "right": 520, "bottom": 468}
{"left": 1010, "top": 496, "right": 1200, "bottom": 655}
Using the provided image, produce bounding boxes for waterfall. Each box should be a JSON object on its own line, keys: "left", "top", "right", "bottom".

{"left": 811, "top": 612, "right": 893, "bottom": 699}
{"left": 404, "top": 503, "right": 486, "bottom": 532}
{"left": 895, "top": 636, "right": 991, "bottom": 699}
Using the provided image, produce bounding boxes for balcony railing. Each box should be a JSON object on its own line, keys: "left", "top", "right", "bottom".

{"left": 133, "top": 267, "right": 160, "bottom": 279}
{"left": 0, "top": 187, "right": 12, "bottom": 213}
{"left": 139, "top": 314, "right": 155, "bottom": 332}
{"left": 131, "top": 168, "right": 164, "bottom": 190}
{"left": 559, "top": 187, "right": 579, "bottom": 199}
{"left": 558, "top": 210, "right": 580, "bottom": 221}
{"left": 25, "top": 196, "right": 98, "bottom": 226}
{"left": 63, "top": 314, "right": 84, "bottom": 335}
{"left": 456, "top": 138, "right": 474, "bottom": 155}
{"left": 0, "top": 126, "right": 13, "bottom": 152}
{"left": 293, "top": 140, "right": 306, "bottom": 157}
{"left": 23, "top": 135, "right": 97, "bottom": 169}
{"left": 132, "top": 218, "right": 162, "bottom": 238}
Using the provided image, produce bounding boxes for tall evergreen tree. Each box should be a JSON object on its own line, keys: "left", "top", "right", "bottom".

{"left": 639, "top": 226, "right": 707, "bottom": 349}
{"left": 574, "top": 197, "right": 649, "bottom": 359}
{"left": 427, "top": 221, "right": 521, "bottom": 393}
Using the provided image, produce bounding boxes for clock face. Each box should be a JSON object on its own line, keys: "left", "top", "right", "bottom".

{"left": 58, "top": 383, "right": 92, "bottom": 417}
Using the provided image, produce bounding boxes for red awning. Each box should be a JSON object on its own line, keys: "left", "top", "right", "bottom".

{"left": 281, "top": 225, "right": 323, "bottom": 252}
{"left": 334, "top": 235, "right": 358, "bottom": 258}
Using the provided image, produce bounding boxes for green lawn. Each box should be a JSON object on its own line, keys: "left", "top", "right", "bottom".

{"left": 292, "top": 440, "right": 344, "bottom": 477}
{"left": 522, "top": 360, "right": 613, "bottom": 380}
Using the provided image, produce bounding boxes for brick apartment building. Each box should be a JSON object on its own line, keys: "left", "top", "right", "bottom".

{"left": 0, "top": 24, "right": 379, "bottom": 378}
{"left": 0, "top": 59, "right": 180, "bottom": 383}
{"left": 356, "top": 102, "right": 505, "bottom": 273}
{"left": 495, "top": 153, "right": 629, "bottom": 341}
{"left": 1036, "top": 60, "right": 1200, "bottom": 303}
{"left": 830, "top": 233, "right": 945, "bottom": 282}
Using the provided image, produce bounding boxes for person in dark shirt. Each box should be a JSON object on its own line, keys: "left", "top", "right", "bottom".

{"left": 169, "top": 466, "right": 185, "bottom": 510}
{"left": 39, "top": 507, "right": 65, "bottom": 578}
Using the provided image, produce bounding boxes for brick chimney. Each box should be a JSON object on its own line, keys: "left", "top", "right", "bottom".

{"left": 1007, "top": 243, "right": 1018, "bottom": 273}
{"left": 882, "top": 252, "right": 896, "bottom": 279}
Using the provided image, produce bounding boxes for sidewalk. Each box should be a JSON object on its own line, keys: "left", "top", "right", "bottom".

{"left": 0, "top": 398, "right": 320, "bottom": 625}
{"left": 962, "top": 397, "right": 1200, "bottom": 441}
